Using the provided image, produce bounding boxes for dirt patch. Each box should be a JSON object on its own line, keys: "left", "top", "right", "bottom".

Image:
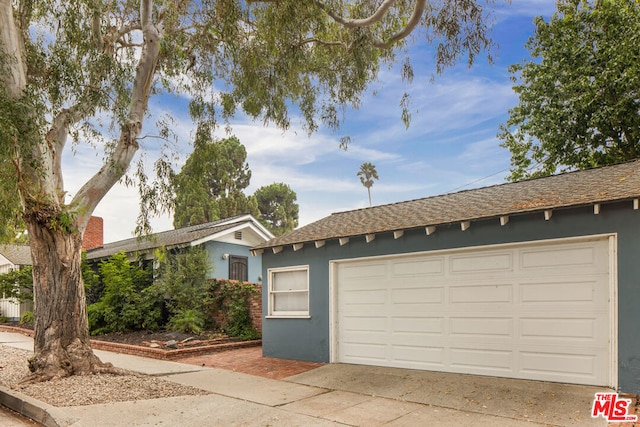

{"left": 94, "top": 329, "right": 233, "bottom": 350}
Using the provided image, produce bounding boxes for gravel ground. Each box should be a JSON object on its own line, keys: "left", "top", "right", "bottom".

{"left": 0, "top": 346, "right": 209, "bottom": 407}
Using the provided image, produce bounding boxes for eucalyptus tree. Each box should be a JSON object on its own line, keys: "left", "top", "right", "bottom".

{"left": 0, "top": 0, "right": 495, "bottom": 382}
{"left": 499, "top": 0, "right": 640, "bottom": 180}
{"left": 358, "top": 161, "right": 379, "bottom": 206}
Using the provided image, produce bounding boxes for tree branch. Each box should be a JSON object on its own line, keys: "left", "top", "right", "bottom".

{"left": 311, "top": 0, "right": 427, "bottom": 49}
{"left": 0, "top": 0, "right": 27, "bottom": 98}
{"left": 73, "top": 0, "right": 161, "bottom": 232}
{"left": 312, "top": 0, "right": 398, "bottom": 28}
{"left": 372, "top": 0, "right": 427, "bottom": 49}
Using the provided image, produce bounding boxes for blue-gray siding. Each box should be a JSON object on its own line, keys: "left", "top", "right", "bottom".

{"left": 205, "top": 241, "right": 263, "bottom": 283}
{"left": 261, "top": 203, "right": 640, "bottom": 393}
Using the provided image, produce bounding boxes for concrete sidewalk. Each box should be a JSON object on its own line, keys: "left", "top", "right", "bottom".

{"left": 0, "top": 331, "right": 608, "bottom": 426}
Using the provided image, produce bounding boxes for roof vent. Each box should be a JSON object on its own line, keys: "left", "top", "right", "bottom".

{"left": 234, "top": 231, "right": 242, "bottom": 240}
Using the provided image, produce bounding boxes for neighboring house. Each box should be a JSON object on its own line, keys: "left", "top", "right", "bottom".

{"left": 86, "top": 214, "right": 274, "bottom": 283}
{"left": 254, "top": 160, "right": 640, "bottom": 393}
{"left": 0, "top": 244, "right": 34, "bottom": 320}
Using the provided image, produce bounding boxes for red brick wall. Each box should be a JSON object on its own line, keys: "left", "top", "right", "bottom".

{"left": 209, "top": 279, "right": 262, "bottom": 334}
{"left": 249, "top": 283, "right": 262, "bottom": 333}
{"left": 82, "top": 216, "right": 104, "bottom": 250}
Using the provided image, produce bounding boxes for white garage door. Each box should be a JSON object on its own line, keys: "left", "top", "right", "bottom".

{"left": 335, "top": 237, "right": 612, "bottom": 386}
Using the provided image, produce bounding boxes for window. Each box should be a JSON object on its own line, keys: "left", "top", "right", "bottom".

{"left": 229, "top": 256, "right": 248, "bottom": 282}
{"left": 268, "top": 266, "right": 309, "bottom": 317}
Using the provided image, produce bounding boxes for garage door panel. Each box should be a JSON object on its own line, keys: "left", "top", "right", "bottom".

{"left": 342, "top": 289, "right": 386, "bottom": 308}
{"left": 391, "top": 257, "right": 444, "bottom": 277}
{"left": 520, "top": 351, "right": 598, "bottom": 379}
{"left": 341, "top": 315, "right": 386, "bottom": 331}
{"left": 519, "top": 280, "right": 602, "bottom": 304}
{"left": 392, "top": 316, "right": 444, "bottom": 335}
{"left": 450, "top": 347, "right": 513, "bottom": 371}
{"left": 519, "top": 242, "right": 609, "bottom": 273}
{"left": 391, "top": 287, "right": 444, "bottom": 305}
{"left": 341, "top": 343, "right": 388, "bottom": 363}
{"left": 336, "top": 237, "right": 611, "bottom": 387}
{"left": 339, "top": 263, "right": 387, "bottom": 280}
{"left": 392, "top": 345, "right": 444, "bottom": 367}
{"left": 519, "top": 317, "right": 596, "bottom": 340}
{"left": 449, "top": 284, "right": 513, "bottom": 304}
{"left": 450, "top": 252, "right": 513, "bottom": 274}
{"left": 449, "top": 317, "right": 513, "bottom": 338}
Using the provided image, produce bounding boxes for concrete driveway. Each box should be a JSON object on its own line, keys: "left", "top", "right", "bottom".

{"left": 284, "top": 364, "right": 610, "bottom": 426}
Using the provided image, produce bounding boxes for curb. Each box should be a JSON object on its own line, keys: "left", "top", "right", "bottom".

{"left": 0, "top": 385, "right": 63, "bottom": 427}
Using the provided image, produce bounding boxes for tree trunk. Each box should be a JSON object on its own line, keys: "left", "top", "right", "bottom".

{"left": 22, "top": 218, "right": 117, "bottom": 382}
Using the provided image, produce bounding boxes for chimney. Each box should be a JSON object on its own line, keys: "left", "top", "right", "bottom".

{"left": 82, "top": 216, "right": 104, "bottom": 250}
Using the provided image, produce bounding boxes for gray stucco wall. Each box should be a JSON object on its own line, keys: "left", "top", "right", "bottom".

{"left": 261, "top": 202, "right": 640, "bottom": 393}
{"left": 204, "top": 241, "right": 263, "bottom": 284}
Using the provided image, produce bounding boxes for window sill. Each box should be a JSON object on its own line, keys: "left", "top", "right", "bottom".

{"left": 266, "top": 315, "right": 311, "bottom": 319}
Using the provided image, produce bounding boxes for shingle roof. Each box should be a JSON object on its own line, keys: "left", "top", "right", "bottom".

{"left": 86, "top": 214, "right": 265, "bottom": 260}
{"left": 0, "top": 244, "right": 32, "bottom": 266}
{"left": 255, "top": 160, "right": 640, "bottom": 250}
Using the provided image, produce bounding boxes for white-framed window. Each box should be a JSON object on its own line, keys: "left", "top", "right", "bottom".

{"left": 267, "top": 265, "right": 310, "bottom": 318}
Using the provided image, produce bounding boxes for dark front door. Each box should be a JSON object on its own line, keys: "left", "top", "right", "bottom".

{"left": 229, "top": 255, "right": 248, "bottom": 281}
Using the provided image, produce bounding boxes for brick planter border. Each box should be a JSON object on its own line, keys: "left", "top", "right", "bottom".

{"left": 0, "top": 325, "right": 260, "bottom": 360}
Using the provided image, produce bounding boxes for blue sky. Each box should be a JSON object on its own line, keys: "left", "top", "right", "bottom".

{"left": 63, "top": 1, "right": 558, "bottom": 243}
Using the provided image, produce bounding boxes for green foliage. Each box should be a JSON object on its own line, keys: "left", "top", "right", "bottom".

{"left": 254, "top": 183, "right": 299, "bottom": 236}
{"left": 86, "top": 252, "right": 162, "bottom": 335}
{"left": 499, "top": 0, "right": 640, "bottom": 180}
{"left": 81, "top": 252, "right": 102, "bottom": 305}
{"left": 173, "top": 127, "right": 258, "bottom": 227}
{"left": 0, "top": 266, "right": 33, "bottom": 302}
{"left": 154, "top": 246, "right": 213, "bottom": 332}
{"left": 210, "top": 279, "right": 260, "bottom": 341}
{"left": 167, "top": 309, "right": 206, "bottom": 334}
{"left": 20, "top": 310, "right": 34, "bottom": 325}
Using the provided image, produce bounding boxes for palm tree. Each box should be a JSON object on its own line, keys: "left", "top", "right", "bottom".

{"left": 357, "top": 162, "right": 379, "bottom": 207}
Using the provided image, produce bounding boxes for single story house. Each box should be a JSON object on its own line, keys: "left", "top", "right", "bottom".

{"left": 253, "top": 160, "right": 640, "bottom": 393}
{"left": 86, "top": 214, "right": 274, "bottom": 283}
{"left": 0, "top": 244, "right": 34, "bottom": 320}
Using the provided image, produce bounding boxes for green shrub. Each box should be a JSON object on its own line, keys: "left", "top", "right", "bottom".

{"left": 20, "top": 311, "right": 34, "bottom": 325}
{"left": 156, "top": 246, "right": 211, "bottom": 329}
{"left": 168, "top": 309, "right": 205, "bottom": 334}
{"left": 209, "top": 280, "right": 260, "bottom": 340}
{"left": 87, "top": 252, "right": 162, "bottom": 334}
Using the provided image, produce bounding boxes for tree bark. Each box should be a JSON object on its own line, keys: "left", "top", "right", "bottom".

{"left": 21, "top": 217, "right": 119, "bottom": 382}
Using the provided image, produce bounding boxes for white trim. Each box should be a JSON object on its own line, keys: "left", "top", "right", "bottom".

{"left": 365, "top": 234, "right": 375, "bottom": 243}
{"left": 190, "top": 218, "right": 274, "bottom": 247}
{"left": 393, "top": 230, "right": 404, "bottom": 239}
{"left": 293, "top": 243, "right": 304, "bottom": 251}
{"left": 460, "top": 221, "right": 471, "bottom": 231}
{"left": 634, "top": 199, "right": 639, "bottom": 210}
{"left": 267, "top": 265, "right": 310, "bottom": 318}
{"left": 594, "top": 204, "right": 601, "bottom": 215}
{"left": 315, "top": 240, "right": 325, "bottom": 248}
{"left": 329, "top": 233, "right": 617, "bottom": 387}
{"left": 339, "top": 237, "right": 350, "bottom": 246}
{"left": 425, "top": 226, "right": 436, "bottom": 235}
{"left": 609, "top": 234, "right": 619, "bottom": 390}
{"left": 272, "top": 246, "right": 283, "bottom": 254}
{"left": 500, "top": 216, "right": 509, "bottom": 226}
{"left": 544, "top": 210, "right": 553, "bottom": 220}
